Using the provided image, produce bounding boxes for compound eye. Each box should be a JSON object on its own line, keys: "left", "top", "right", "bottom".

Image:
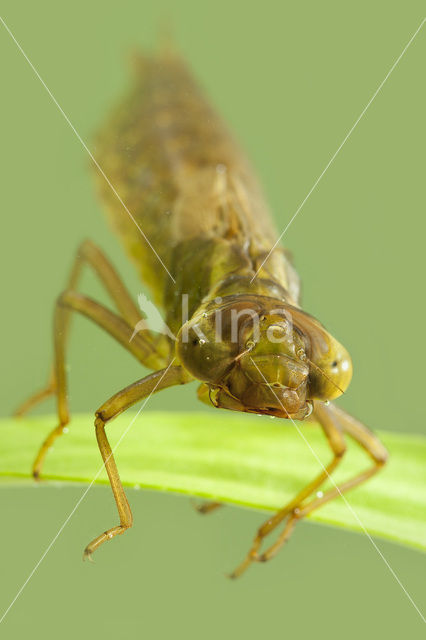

{"left": 331, "top": 355, "right": 351, "bottom": 375}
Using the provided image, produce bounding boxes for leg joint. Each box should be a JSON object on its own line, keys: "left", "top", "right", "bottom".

{"left": 94, "top": 413, "right": 105, "bottom": 430}
{"left": 375, "top": 447, "right": 389, "bottom": 465}
{"left": 335, "top": 443, "right": 347, "bottom": 459}
{"left": 78, "top": 238, "right": 97, "bottom": 257}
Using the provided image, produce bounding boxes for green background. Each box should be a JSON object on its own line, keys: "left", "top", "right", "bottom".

{"left": 0, "top": 1, "right": 425, "bottom": 638}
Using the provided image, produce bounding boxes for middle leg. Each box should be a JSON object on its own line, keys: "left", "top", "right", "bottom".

{"left": 32, "top": 290, "right": 172, "bottom": 478}
{"left": 15, "top": 239, "right": 169, "bottom": 417}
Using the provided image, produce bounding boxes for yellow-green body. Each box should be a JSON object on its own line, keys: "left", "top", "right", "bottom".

{"left": 17, "top": 50, "right": 388, "bottom": 572}
{"left": 95, "top": 51, "right": 352, "bottom": 419}
{"left": 95, "top": 53, "right": 300, "bottom": 325}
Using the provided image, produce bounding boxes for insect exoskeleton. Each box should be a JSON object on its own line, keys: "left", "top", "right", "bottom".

{"left": 17, "top": 49, "right": 387, "bottom": 574}
{"left": 176, "top": 294, "right": 353, "bottom": 419}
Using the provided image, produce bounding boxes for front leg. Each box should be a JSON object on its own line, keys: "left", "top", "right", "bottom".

{"left": 229, "top": 404, "right": 347, "bottom": 578}
{"left": 230, "top": 402, "right": 388, "bottom": 578}
{"left": 294, "top": 402, "right": 388, "bottom": 520}
{"left": 83, "top": 364, "right": 191, "bottom": 559}
{"left": 84, "top": 414, "right": 134, "bottom": 560}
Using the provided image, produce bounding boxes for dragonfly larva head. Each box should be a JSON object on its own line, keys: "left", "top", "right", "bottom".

{"left": 176, "top": 295, "right": 352, "bottom": 419}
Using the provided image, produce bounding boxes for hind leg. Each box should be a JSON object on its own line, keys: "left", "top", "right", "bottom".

{"left": 193, "top": 501, "right": 223, "bottom": 514}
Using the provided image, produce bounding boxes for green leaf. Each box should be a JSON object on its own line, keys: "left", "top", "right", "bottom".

{"left": 1, "top": 412, "right": 425, "bottom": 551}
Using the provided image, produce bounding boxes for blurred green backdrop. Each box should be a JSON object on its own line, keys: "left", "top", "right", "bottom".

{"left": 0, "top": 1, "right": 425, "bottom": 638}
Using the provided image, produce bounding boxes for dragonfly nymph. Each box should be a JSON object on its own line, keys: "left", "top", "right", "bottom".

{"left": 17, "top": 49, "right": 388, "bottom": 578}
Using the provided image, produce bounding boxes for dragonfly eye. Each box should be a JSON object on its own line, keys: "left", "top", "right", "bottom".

{"left": 176, "top": 316, "right": 239, "bottom": 384}
{"left": 308, "top": 346, "right": 352, "bottom": 400}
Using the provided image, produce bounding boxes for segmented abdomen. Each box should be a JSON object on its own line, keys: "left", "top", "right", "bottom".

{"left": 94, "top": 52, "right": 279, "bottom": 301}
